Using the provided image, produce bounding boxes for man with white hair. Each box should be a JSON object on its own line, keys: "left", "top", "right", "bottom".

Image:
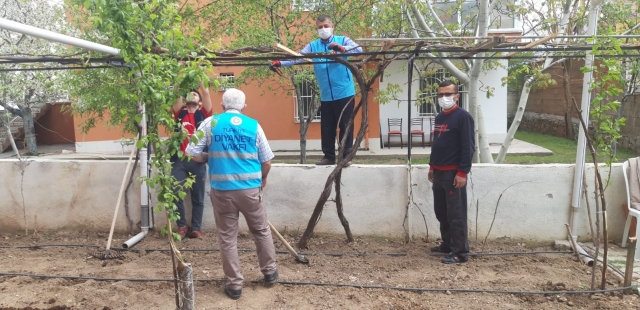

{"left": 186, "top": 88, "right": 278, "bottom": 300}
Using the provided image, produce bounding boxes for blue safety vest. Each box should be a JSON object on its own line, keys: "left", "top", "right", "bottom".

{"left": 207, "top": 113, "right": 261, "bottom": 191}
{"left": 309, "top": 36, "right": 355, "bottom": 102}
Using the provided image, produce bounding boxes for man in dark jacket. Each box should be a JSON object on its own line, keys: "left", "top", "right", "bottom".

{"left": 428, "top": 80, "right": 475, "bottom": 264}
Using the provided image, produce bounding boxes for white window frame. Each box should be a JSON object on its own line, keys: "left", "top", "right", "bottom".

{"left": 216, "top": 73, "right": 235, "bottom": 91}
{"left": 293, "top": 77, "right": 321, "bottom": 123}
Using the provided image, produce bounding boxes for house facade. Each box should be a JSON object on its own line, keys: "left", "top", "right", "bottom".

{"left": 378, "top": 0, "right": 522, "bottom": 146}
{"left": 71, "top": 66, "right": 381, "bottom": 153}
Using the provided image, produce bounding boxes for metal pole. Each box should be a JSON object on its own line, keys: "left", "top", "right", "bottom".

{"left": 356, "top": 35, "right": 640, "bottom": 41}
{"left": 0, "top": 17, "right": 120, "bottom": 56}
{"left": 404, "top": 54, "right": 418, "bottom": 241}
{"left": 569, "top": 0, "right": 605, "bottom": 237}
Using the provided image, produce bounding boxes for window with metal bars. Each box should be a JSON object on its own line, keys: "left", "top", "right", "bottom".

{"left": 293, "top": 76, "right": 321, "bottom": 122}
{"left": 217, "top": 73, "right": 235, "bottom": 91}
{"left": 418, "top": 68, "right": 466, "bottom": 116}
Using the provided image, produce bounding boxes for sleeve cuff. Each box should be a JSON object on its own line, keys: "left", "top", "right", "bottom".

{"left": 456, "top": 171, "right": 467, "bottom": 179}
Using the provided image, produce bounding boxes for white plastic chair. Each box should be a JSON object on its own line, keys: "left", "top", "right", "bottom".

{"left": 621, "top": 160, "right": 640, "bottom": 260}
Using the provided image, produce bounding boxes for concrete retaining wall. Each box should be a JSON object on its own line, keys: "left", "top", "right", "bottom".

{"left": 0, "top": 159, "right": 628, "bottom": 242}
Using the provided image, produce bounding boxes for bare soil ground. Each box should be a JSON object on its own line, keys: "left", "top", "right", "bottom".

{"left": 0, "top": 230, "right": 638, "bottom": 310}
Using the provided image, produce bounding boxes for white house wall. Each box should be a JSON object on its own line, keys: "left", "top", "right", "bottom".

{"left": 379, "top": 60, "right": 508, "bottom": 145}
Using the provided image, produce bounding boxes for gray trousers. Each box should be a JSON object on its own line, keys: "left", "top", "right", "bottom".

{"left": 171, "top": 158, "right": 207, "bottom": 231}
{"left": 210, "top": 187, "right": 277, "bottom": 290}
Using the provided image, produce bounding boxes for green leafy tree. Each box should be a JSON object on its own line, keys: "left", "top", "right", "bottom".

{"left": 0, "top": 0, "right": 74, "bottom": 155}
{"left": 65, "top": 1, "right": 217, "bottom": 307}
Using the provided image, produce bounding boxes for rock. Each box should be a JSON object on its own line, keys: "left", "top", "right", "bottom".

{"left": 558, "top": 296, "right": 568, "bottom": 303}
{"left": 567, "top": 301, "right": 574, "bottom": 306}
{"left": 48, "top": 297, "right": 56, "bottom": 304}
{"left": 554, "top": 240, "right": 572, "bottom": 251}
{"left": 138, "top": 250, "right": 146, "bottom": 257}
{"left": 101, "top": 261, "right": 107, "bottom": 267}
{"left": 446, "top": 290, "right": 451, "bottom": 295}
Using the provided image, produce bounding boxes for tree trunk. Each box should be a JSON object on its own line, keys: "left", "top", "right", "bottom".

{"left": 334, "top": 170, "right": 354, "bottom": 242}
{"left": 496, "top": 77, "right": 532, "bottom": 163}
{"left": 495, "top": 60, "right": 567, "bottom": 163}
{"left": 469, "top": 70, "right": 493, "bottom": 163}
{"left": 298, "top": 56, "right": 373, "bottom": 248}
{"left": 1, "top": 114, "right": 19, "bottom": 158}
{"left": 297, "top": 95, "right": 308, "bottom": 164}
{"left": 469, "top": 0, "right": 493, "bottom": 163}
{"left": 21, "top": 106, "right": 37, "bottom": 155}
{"left": 177, "top": 262, "right": 195, "bottom": 310}
{"left": 496, "top": 0, "right": 573, "bottom": 162}
{"left": 299, "top": 135, "right": 307, "bottom": 164}
{"left": 562, "top": 62, "right": 575, "bottom": 140}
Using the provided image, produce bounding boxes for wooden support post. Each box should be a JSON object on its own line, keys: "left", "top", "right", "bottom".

{"left": 505, "top": 33, "right": 558, "bottom": 58}
{"left": 178, "top": 262, "right": 195, "bottom": 310}
{"left": 274, "top": 43, "right": 313, "bottom": 63}
{"left": 459, "top": 36, "right": 505, "bottom": 58}
{"left": 624, "top": 237, "right": 637, "bottom": 294}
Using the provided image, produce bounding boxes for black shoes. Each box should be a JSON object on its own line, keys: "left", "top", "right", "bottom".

{"left": 224, "top": 285, "right": 242, "bottom": 300}
{"left": 224, "top": 270, "right": 277, "bottom": 299}
{"left": 315, "top": 158, "right": 335, "bottom": 165}
{"left": 441, "top": 254, "right": 468, "bottom": 264}
{"left": 430, "top": 245, "right": 452, "bottom": 253}
{"left": 264, "top": 270, "right": 279, "bottom": 284}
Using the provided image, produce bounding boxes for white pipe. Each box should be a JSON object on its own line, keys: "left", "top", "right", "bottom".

{"left": 567, "top": 236, "right": 595, "bottom": 266}
{"left": 123, "top": 99, "right": 150, "bottom": 248}
{"left": 0, "top": 17, "right": 120, "bottom": 56}
{"left": 569, "top": 1, "right": 604, "bottom": 237}
{"left": 122, "top": 231, "right": 147, "bottom": 249}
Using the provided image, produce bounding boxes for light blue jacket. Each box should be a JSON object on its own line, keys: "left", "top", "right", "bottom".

{"left": 280, "top": 35, "right": 362, "bottom": 102}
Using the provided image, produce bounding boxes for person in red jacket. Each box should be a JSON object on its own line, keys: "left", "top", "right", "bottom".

{"left": 428, "top": 80, "right": 475, "bottom": 264}
{"left": 171, "top": 81, "right": 212, "bottom": 239}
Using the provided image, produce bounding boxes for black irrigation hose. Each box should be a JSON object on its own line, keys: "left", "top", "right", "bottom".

{"left": 1, "top": 244, "right": 577, "bottom": 258}
{"left": 1, "top": 244, "right": 626, "bottom": 276}
{"left": 0, "top": 272, "right": 632, "bottom": 295}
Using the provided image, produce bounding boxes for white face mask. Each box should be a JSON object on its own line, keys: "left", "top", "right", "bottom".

{"left": 318, "top": 27, "right": 333, "bottom": 40}
{"left": 438, "top": 95, "right": 456, "bottom": 110}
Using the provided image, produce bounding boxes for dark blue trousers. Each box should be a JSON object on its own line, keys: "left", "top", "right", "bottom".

{"left": 171, "top": 158, "right": 207, "bottom": 231}
{"left": 320, "top": 95, "right": 355, "bottom": 161}
{"left": 432, "top": 169, "right": 470, "bottom": 258}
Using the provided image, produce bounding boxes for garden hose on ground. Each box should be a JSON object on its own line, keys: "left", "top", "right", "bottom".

{"left": 0, "top": 271, "right": 632, "bottom": 295}
{"left": 0, "top": 244, "right": 626, "bottom": 278}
